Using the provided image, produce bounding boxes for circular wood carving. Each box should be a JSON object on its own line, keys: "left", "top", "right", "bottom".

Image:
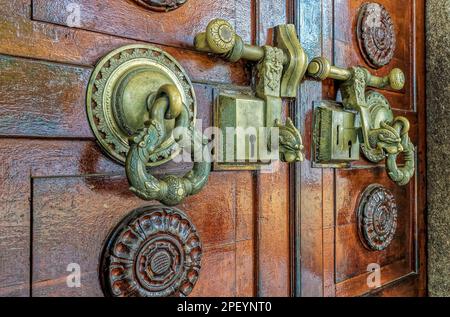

{"left": 133, "top": 0, "right": 187, "bottom": 12}
{"left": 357, "top": 3, "right": 396, "bottom": 68}
{"left": 357, "top": 184, "right": 398, "bottom": 251}
{"left": 100, "top": 206, "right": 202, "bottom": 297}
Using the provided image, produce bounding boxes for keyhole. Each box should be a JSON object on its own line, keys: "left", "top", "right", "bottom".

{"left": 249, "top": 134, "right": 257, "bottom": 158}
{"left": 337, "top": 125, "right": 340, "bottom": 145}
{"left": 348, "top": 140, "right": 353, "bottom": 158}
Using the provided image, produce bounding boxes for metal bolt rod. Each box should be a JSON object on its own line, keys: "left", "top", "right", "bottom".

{"left": 307, "top": 57, "right": 405, "bottom": 91}
{"left": 194, "top": 18, "right": 288, "bottom": 63}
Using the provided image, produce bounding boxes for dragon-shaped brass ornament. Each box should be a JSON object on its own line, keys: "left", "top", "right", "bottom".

{"left": 87, "top": 45, "right": 210, "bottom": 205}
{"left": 341, "top": 68, "right": 414, "bottom": 186}
{"left": 126, "top": 86, "right": 211, "bottom": 206}
{"left": 308, "top": 57, "right": 415, "bottom": 186}
{"left": 195, "top": 19, "right": 307, "bottom": 167}
{"left": 275, "top": 118, "right": 304, "bottom": 163}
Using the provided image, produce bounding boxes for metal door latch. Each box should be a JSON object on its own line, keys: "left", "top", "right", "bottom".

{"left": 194, "top": 19, "right": 307, "bottom": 170}
{"left": 308, "top": 57, "right": 415, "bottom": 186}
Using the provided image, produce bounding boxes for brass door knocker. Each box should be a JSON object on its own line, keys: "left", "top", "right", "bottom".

{"left": 308, "top": 57, "right": 415, "bottom": 186}
{"left": 87, "top": 45, "right": 210, "bottom": 205}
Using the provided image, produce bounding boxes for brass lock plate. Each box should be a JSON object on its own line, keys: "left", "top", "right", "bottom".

{"left": 313, "top": 101, "right": 360, "bottom": 168}
{"left": 213, "top": 91, "right": 274, "bottom": 171}
{"left": 86, "top": 44, "right": 196, "bottom": 166}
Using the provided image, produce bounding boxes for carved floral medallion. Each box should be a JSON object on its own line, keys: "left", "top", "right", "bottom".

{"left": 100, "top": 206, "right": 202, "bottom": 297}
{"left": 133, "top": 0, "right": 187, "bottom": 12}
{"left": 357, "top": 184, "right": 398, "bottom": 251}
{"left": 357, "top": 3, "right": 396, "bottom": 68}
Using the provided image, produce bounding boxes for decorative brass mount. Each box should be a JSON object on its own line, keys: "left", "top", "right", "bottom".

{"left": 87, "top": 45, "right": 210, "bottom": 205}
{"left": 308, "top": 57, "right": 415, "bottom": 186}
{"left": 194, "top": 19, "right": 307, "bottom": 165}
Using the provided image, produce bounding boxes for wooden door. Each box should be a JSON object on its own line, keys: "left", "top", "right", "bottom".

{"left": 0, "top": 0, "right": 292, "bottom": 297}
{"left": 0, "top": 0, "right": 427, "bottom": 298}
{"left": 294, "top": 0, "right": 426, "bottom": 296}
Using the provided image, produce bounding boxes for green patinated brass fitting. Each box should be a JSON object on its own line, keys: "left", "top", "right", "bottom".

{"left": 313, "top": 101, "right": 360, "bottom": 167}
{"left": 276, "top": 118, "right": 304, "bottom": 163}
{"left": 195, "top": 19, "right": 308, "bottom": 165}
{"left": 194, "top": 18, "right": 266, "bottom": 62}
{"left": 87, "top": 44, "right": 197, "bottom": 166}
{"left": 87, "top": 44, "right": 211, "bottom": 205}
{"left": 307, "top": 56, "right": 414, "bottom": 186}
{"left": 307, "top": 56, "right": 405, "bottom": 91}
{"left": 126, "top": 116, "right": 211, "bottom": 206}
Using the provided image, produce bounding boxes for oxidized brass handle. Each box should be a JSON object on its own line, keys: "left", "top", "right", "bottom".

{"left": 307, "top": 57, "right": 414, "bottom": 186}
{"left": 87, "top": 45, "right": 211, "bottom": 205}
{"left": 307, "top": 56, "right": 405, "bottom": 90}
{"left": 195, "top": 19, "right": 308, "bottom": 163}
{"left": 126, "top": 84, "right": 211, "bottom": 206}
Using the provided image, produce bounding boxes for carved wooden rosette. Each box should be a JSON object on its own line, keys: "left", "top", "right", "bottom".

{"left": 100, "top": 206, "right": 202, "bottom": 297}
{"left": 357, "top": 184, "right": 398, "bottom": 251}
{"left": 357, "top": 3, "right": 396, "bottom": 68}
{"left": 133, "top": 0, "right": 187, "bottom": 12}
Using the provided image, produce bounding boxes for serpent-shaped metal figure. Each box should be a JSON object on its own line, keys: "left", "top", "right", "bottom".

{"left": 340, "top": 67, "right": 415, "bottom": 186}
{"left": 125, "top": 85, "right": 211, "bottom": 206}
{"left": 275, "top": 118, "right": 304, "bottom": 163}
{"left": 385, "top": 117, "right": 415, "bottom": 186}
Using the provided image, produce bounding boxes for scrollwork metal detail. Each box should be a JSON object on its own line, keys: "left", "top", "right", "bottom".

{"left": 275, "top": 118, "right": 304, "bottom": 163}
{"left": 385, "top": 117, "right": 415, "bottom": 186}
{"left": 256, "top": 46, "right": 285, "bottom": 97}
{"left": 87, "top": 44, "right": 210, "bottom": 205}
{"left": 357, "top": 3, "right": 396, "bottom": 68}
{"left": 308, "top": 56, "right": 414, "bottom": 185}
{"left": 100, "top": 205, "right": 201, "bottom": 297}
{"left": 357, "top": 184, "right": 398, "bottom": 251}
{"left": 126, "top": 117, "right": 211, "bottom": 206}
{"left": 340, "top": 68, "right": 414, "bottom": 186}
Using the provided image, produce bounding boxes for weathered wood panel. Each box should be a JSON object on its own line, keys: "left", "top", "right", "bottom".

{"left": 32, "top": 171, "right": 256, "bottom": 296}
{"left": 0, "top": 2, "right": 249, "bottom": 85}
{"left": 32, "top": 0, "right": 250, "bottom": 48}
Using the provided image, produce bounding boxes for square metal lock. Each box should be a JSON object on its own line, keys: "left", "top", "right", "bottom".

{"left": 214, "top": 93, "right": 271, "bottom": 170}
{"left": 313, "top": 101, "right": 360, "bottom": 167}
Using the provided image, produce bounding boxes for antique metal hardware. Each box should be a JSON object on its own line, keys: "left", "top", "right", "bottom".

{"left": 87, "top": 44, "right": 210, "bottom": 205}
{"left": 313, "top": 101, "right": 360, "bottom": 167}
{"left": 307, "top": 56, "right": 405, "bottom": 90}
{"left": 308, "top": 57, "right": 414, "bottom": 186}
{"left": 195, "top": 19, "right": 307, "bottom": 168}
{"left": 215, "top": 93, "right": 267, "bottom": 168}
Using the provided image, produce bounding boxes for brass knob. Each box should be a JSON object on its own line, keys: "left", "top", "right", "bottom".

{"left": 307, "top": 56, "right": 405, "bottom": 91}
{"left": 387, "top": 68, "right": 405, "bottom": 90}
{"left": 205, "top": 19, "right": 236, "bottom": 54}
{"left": 307, "top": 57, "right": 351, "bottom": 81}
